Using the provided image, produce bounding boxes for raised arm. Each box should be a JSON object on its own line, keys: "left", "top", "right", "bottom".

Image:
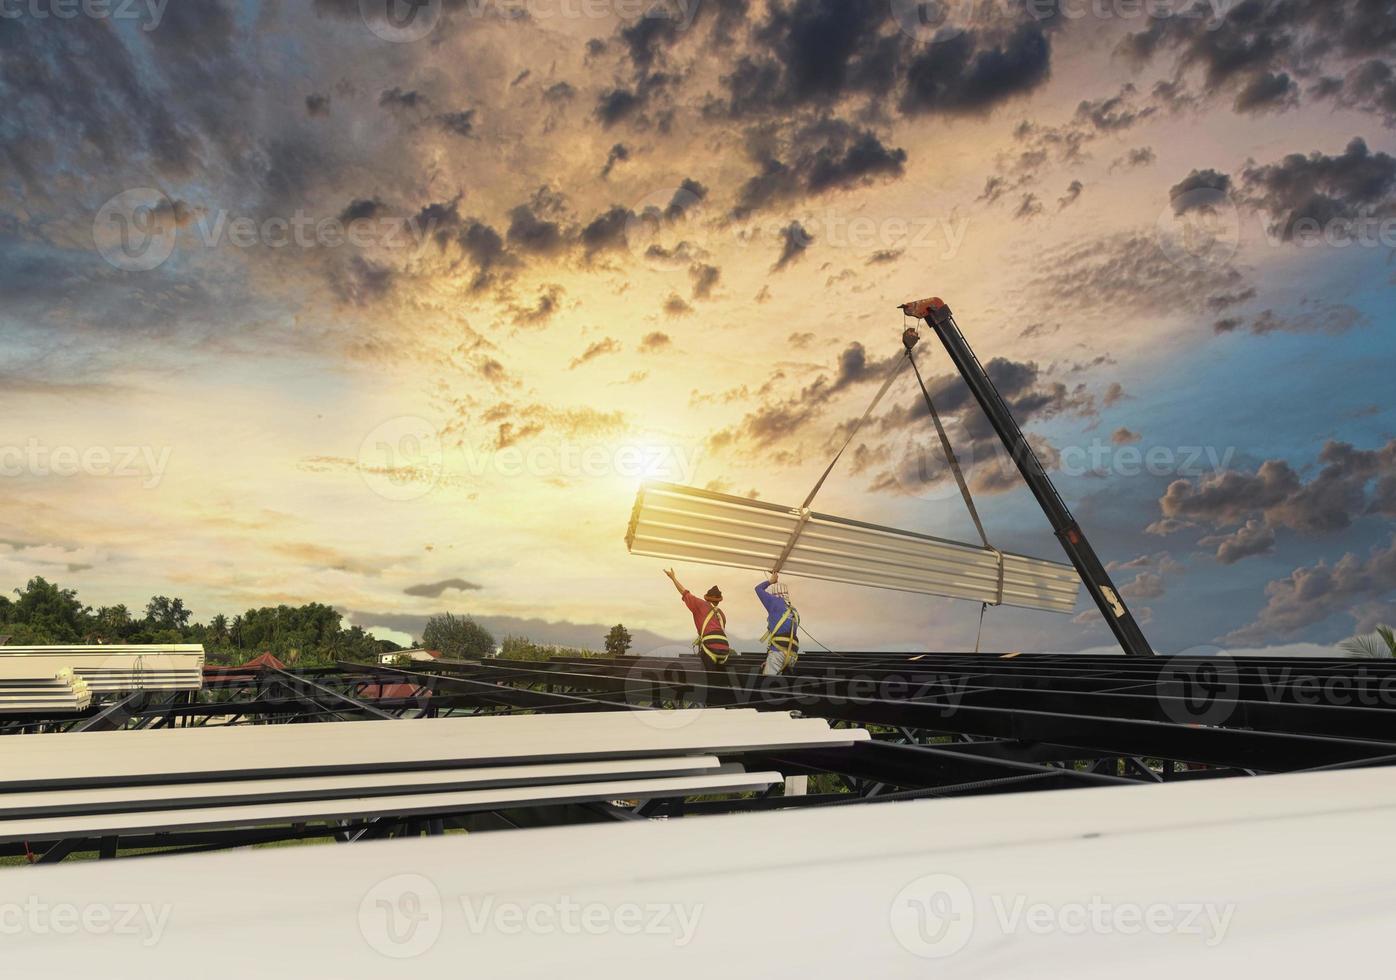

{"left": 663, "top": 568, "right": 688, "bottom": 597}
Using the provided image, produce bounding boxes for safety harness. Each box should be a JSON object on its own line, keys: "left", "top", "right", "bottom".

{"left": 760, "top": 603, "right": 801, "bottom": 672}
{"left": 694, "top": 605, "right": 731, "bottom": 666}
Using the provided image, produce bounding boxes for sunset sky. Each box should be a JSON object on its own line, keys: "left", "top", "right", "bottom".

{"left": 1, "top": 0, "right": 1394, "bottom": 655}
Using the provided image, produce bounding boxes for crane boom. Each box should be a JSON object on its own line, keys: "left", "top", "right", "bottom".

{"left": 901, "top": 296, "right": 1155, "bottom": 657}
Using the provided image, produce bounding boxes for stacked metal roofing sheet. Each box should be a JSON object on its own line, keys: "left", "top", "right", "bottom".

{"left": 0, "top": 644, "right": 204, "bottom": 696}
{"left": 0, "top": 667, "right": 91, "bottom": 714}
{"left": 0, "top": 709, "right": 865, "bottom": 842}
{"left": 626, "top": 482, "right": 1082, "bottom": 613}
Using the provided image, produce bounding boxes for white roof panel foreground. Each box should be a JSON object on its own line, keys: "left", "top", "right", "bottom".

{"left": 6, "top": 767, "right": 1395, "bottom": 978}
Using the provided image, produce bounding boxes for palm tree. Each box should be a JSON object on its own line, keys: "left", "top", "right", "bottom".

{"left": 1340, "top": 625, "right": 1396, "bottom": 659}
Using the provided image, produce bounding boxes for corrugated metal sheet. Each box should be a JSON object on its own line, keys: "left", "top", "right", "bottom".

{"left": 627, "top": 482, "right": 1081, "bottom": 613}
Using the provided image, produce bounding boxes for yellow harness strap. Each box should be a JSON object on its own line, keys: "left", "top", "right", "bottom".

{"left": 695, "top": 606, "right": 730, "bottom": 665}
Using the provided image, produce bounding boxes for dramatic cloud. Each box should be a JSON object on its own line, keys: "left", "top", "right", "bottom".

{"left": 1153, "top": 439, "right": 1396, "bottom": 559}
{"left": 403, "top": 578, "right": 483, "bottom": 599}
{"left": 1118, "top": 0, "right": 1396, "bottom": 124}
{"left": 772, "top": 221, "right": 813, "bottom": 271}
{"left": 1239, "top": 138, "right": 1396, "bottom": 240}
{"left": 733, "top": 119, "right": 907, "bottom": 216}
{"left": 1224, "top": 536, "right": 1396, "bottom": 645}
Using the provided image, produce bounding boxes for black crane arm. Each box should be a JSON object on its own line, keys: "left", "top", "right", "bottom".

{"left": 900, "top": 296, "right": 1155, "bottom": 658}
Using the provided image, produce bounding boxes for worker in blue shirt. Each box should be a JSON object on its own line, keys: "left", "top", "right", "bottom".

{"left": 755, "top": 572, "right": 800, "bottom": 676}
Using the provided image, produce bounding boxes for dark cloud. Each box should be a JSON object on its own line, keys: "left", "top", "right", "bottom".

{"left": 404, "top": 578, "right": 482, "bottom": 599}
{"left": 507, "top": 196, "right": 569, "bottom": 257}
{"left": 1223, "top": 535, "right": 1396, "bottom": 645}
{"left": 601, "top": 142, "right": 630, "bottom": 178}
{"left": 1234, "top": 71, "right": 1298, "bottom": 113}
{"left": 1013, "top": 193, "right": 1043, "bottom": 220}
{"left": 338, "top": 198, "right": 386, "bottom": 223}
{"left": 1119, "top": 0, "right": 1396, "bottom": 124}
{"left": 900, "top": 25, "right": 1051, "bottom": 117}
{"left": 437, "top": 109, "right": 476, "bottom": 137}
{"left": 1153, "top": 439, "right": 1396, "bottom": 558}
{"left": 1201, "top": 519, "right": 1277, "bottom": 565}
{"left": 733, "top": 119, "right": 907, "bottom": 216}
{"left": 772, "top": 221, "right": 813, "bottom": 271}
{"left": 306, "top": 93, "right": 331, "bottom": 117}
{"left": 1058, "top": 180, "right": 1083, "bottom": 210}
{"left": 1075, "top": 87, "right": 1156, "bottom": 131}
{"left": 379, "top": 87, "right": 428, "bottom": 111}
{"left": 327, "top": 256, "right": 394, "bottom": 307}
{"left": 1110, "top": 147, "right": 1156, "bottom": 171}
{"left": 579, "top": 205, "right": 635, "bottom": 257}
{"left": 1169, "top": 169, "right": 1232, "bottom": 214}
{"left": 867, "top": 249, "right": 903, "bottom": 265}
{"left": 1112, "top": 427, "right": 1141, "bottom": 445}
{"left": 1239, "top": 138, "right": 1396, "bottom": 241}
{"left": 689, "top": 263, "right": 721, "bottom": 299}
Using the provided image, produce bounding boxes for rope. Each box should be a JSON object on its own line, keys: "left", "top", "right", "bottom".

{"left": 906, "top": 343, "right": 1005, "bottom": 653}
{"left": 769, "top": 351, "right": 911, "bottom": 579}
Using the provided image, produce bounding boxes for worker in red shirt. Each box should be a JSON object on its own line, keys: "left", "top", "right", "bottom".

{"left": 663, "top": 568, "right": 731, "bottom": 667}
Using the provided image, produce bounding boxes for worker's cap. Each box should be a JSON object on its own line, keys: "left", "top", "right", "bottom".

{"left": 771, "top": 582, "right": 790, "bottom": 600}
{"left": 704, "top": 587, "right": 723, "bottom": 602}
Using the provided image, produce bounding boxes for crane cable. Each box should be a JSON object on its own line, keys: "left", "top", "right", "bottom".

{"left": 904, "top": 323, "right": 1005, "bottom": 654}
{"left": 775, "top": 323, "right": 1005, "bottom": 656}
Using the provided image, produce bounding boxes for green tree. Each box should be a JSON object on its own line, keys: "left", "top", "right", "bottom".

{"left": 1340, "top": 625, "right": 1396, "bottom": 659}
{"left": 10, "top": 577, "right": 89, "bottom": 643}
{"left": 144, "top": 596, "right": 192, "bottom": 632}
{"left": 604, "top": 624, "right": 633, "bottom": 656}
{"left": 422, "top": 613, "right": 495, "bottom": 659}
